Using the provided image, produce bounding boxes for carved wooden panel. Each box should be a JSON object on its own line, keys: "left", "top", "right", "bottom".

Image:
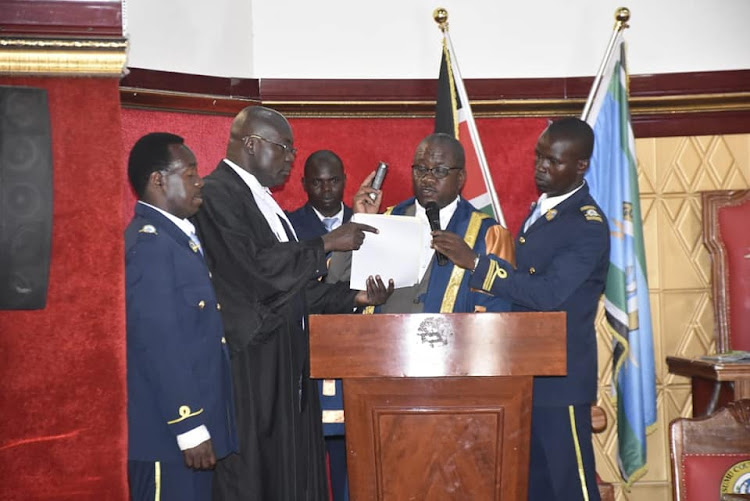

{"left": 378, "top": 411, "right": 500, "bottom": 500}
{"left": 344, "top": 376, "right": 532, "bottom": 501}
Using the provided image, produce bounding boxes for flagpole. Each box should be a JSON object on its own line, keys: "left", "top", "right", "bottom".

{"left": 433, "top": 8, "right": 507, "bottom": 227}
{"left": 581, "top": 7, "right": 631, "bottom": 121}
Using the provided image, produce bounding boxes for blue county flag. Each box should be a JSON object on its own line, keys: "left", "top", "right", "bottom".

{"left": 434, "top": 36, "right": 506, "bottom": 226}
{"left": 583, "top": 31, "right": 657, "bottom": 485}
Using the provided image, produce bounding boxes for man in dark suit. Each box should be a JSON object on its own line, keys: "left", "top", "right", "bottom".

{"left": 433, "top": 117, "right": 609, "bottom": 501}
{"left": 287, "top": 149, "right": 353, "bottom": 501}
{"left": 125, "top": 132, "right": 237, "bottom": 501}
{"left": 192, "top": 106, "right": 393, "bottom": 501}
{"left": 288, "top": 149, "right": 353, "bottom": 243}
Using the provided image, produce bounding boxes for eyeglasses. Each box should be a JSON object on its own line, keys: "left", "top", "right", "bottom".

{"left": 247, "top": 134, "right": 298, "bottom": 157}
{"left": 411, "top": 165, "right": 463, "bottom": 179}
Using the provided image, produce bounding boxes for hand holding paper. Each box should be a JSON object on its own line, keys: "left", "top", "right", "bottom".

{"left": 349, "top": 213, "right": 428, "bottom": 290}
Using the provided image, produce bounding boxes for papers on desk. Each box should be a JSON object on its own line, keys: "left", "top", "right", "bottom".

{"left": 701, "top": 350, "right": 750, "bottom": 363}
{"left": 349, "top": 213, "right": 430, "bottom": 290}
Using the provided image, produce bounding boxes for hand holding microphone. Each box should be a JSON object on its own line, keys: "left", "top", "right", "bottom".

{"left": 429, "top": 211, "right": 480, "bottom": 270}
{"left": 353, "top": 162, "right": 388, "bottom": 214}
{"left": 425, "top": 201, "right": 448, "bottom": 266}
{"left": 369, "top": 162, "right": 388, "bottom": 200}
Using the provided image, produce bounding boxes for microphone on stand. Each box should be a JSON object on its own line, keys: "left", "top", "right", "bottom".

{"left": 425, "top": 201, "right": 448, "bottom": 266}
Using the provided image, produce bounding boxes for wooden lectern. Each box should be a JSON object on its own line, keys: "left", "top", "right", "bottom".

{"left": 309, "top": 312, "right": 566, "bottom": 500}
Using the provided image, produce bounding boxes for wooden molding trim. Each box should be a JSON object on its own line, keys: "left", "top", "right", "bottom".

{"left": 0, "top": 37, "right": 128, "bottom": 76}
{"left": 0, "top": 0, "right": 122, "bottom": 37}
{"left": 120, "top": 68, "right": 750, "bottom": 136}
{"left": 120, "top": 89, "right": 260, "bottom": 116}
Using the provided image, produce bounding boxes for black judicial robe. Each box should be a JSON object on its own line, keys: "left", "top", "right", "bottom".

{"left": 192, "top": 161, "right": 358, "bottom": 501}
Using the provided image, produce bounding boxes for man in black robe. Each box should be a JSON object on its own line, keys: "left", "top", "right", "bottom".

{"left": 192, "top": 106, "right": 393, "bottom": 500}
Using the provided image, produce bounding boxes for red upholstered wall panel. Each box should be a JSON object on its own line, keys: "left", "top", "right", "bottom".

{"left": 121, "top": 109, "right": 546, "bottom": 235}
{"left": 0, "top": 77, "right": 127, "bottom": 500}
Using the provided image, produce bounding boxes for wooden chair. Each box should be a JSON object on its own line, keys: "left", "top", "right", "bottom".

{"left": 702, "top": 190, "right": 750, "bottom": 354}
{"left": 669, "top": 399, "right": 750, "bottom": 501}
{"left": 696, "top": 190, "right": 750, "bottom": 415}
{"left": 668, "top": 190, "right": 750, "bottom": 416}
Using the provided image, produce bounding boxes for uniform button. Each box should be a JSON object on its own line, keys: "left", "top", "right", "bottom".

{"left": 529, "top": 267, "right": 536, "bottom": 275}
{"left": 216, "top": 303, "right": 222, "bottom": 311}
{"left": 221, "top": 337, "right": 226, "bottom": 344}
{"left": 208, "top": 271, "right": 213, "bottom": 279}
{"left": 519, "top": 236, "right": 526, "bottom": 244}
{"left": 198, "top": 300, "right": 205, "bottom": 309}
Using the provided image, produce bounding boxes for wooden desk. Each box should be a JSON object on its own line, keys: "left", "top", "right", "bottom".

{"left": 666, "top": 356, "right": 750, "bottom": 416}
{"left": 722, "top": 494, "right": 750, "bottom": 501}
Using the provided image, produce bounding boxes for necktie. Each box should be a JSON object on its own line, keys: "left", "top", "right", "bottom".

{"left": 322, "top": 217, "right": 339, "bottom": 233}
{"left": 189, "top": 232, "right": 204, "bottom": 256}
{"left": 524, "top": 203, "right": 543, "bottom": 232}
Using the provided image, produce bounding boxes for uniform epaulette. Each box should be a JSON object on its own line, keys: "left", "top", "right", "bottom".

{"left": 138, "top": 224, "right": 158, "bottom": 235}
{"left": 579, "top": 205, "right": 603, "bottom": 223}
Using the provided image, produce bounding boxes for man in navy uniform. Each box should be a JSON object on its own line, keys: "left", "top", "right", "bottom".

{"left": 287, "top": 149, "right": 353, "bottom": 501}
{"left": 125, "top": 133, "right": 237, "bottom": 501}
{"left": 433, "top": 118, "right": 609, "bottom": 501}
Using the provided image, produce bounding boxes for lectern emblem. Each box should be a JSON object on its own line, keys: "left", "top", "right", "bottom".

{"left": 416, "top": 317, "right": 453, "bottom": 348}
{"left": 721, "top": 460, "right": 750, "bottom": 494}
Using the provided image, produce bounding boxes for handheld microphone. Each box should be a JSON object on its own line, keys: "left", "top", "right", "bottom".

{"left": 368, "top": 162, "right": 388, "bottom": 201}
{"left": 425, "top": 201, "right": 448, "bottom": 266}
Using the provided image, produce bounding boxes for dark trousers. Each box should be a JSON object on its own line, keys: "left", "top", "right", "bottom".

{"left": 326, "top": 436, "right": 349, "bottom": 501}
{"left": 528, "top": 404, "right": 601, "bottom": 501}
{"left": 129, "top": 459, "right": 212, "bottom": 501}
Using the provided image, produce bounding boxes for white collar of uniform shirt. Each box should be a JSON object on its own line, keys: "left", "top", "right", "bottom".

{"left": 224, "top": 158, "right": 297, "bottom": 242}
{"left": 312, "top": 203, "right": 345, "bottom": 231}
{"left": 538, "top": 180, "right": 586, "bottom": 215}
{"left": 137, "top": 200, "right": 198, "bottom": 239}
{"left": 414, "top": 196, "right": 459, "bottom": 280}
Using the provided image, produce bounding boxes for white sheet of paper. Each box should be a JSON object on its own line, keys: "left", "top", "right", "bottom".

{"left": 350, "top": 213, "right": 426, "bottom": 290}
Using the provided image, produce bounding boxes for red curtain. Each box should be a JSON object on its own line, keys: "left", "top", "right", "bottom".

{"left": 121, "top": 109, "right": 546, "bottom": 235}
{"left": 0, "top": 77, "right": 127, "bottom": 500}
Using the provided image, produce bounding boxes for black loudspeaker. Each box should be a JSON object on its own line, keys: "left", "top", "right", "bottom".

{"left": 0, "top": 86, "right": 53, "bottom": 310}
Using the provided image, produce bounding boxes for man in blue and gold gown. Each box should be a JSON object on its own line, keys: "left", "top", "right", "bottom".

{"left": 327, "top": 132, "right": 514, "bottom": 315}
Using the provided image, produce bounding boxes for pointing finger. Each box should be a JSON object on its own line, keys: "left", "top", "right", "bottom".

{"left": 352, "top": 223, "right": 379, "bottom": 234}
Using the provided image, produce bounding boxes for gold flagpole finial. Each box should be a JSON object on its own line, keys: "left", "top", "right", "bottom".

{"left": 615, "top": 7, "right": 630, "bottom": 30}
{"left": 433, "top": 7, "right": 449, "bottom": 32}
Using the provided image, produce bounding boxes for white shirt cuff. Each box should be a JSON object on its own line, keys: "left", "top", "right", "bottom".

{"left": 176, "top": 425, "right": 211, "bottom": 451}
